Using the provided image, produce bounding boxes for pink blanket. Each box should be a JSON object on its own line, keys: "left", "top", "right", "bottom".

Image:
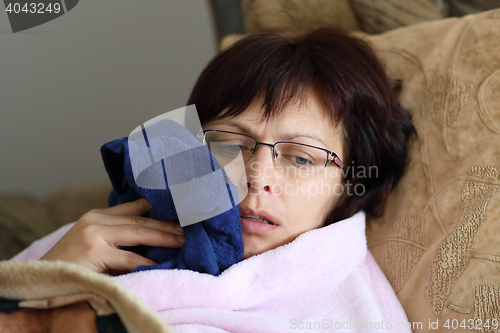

{"left": 12, "top": 212, "right": 410, "bottom": 332}
{"left": 114, "top": 212, "right": 411, "bottom": 332}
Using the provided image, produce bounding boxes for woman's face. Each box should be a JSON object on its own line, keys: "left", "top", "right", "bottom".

{"left": 204, "top": 92, "right": 344, "bottom": 259}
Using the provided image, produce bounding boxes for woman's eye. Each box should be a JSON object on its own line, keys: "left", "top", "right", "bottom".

{"left": 228, "top": 144, "right": 252, "bottom": 152}
{"left": 226, "top": 144, "right": 241, "bottom": 152}
{"left": 287, "top": 155, "right": 314, "bottom": 166}
{"left": 211, "top": 142, "right": 248, "bottom": 155}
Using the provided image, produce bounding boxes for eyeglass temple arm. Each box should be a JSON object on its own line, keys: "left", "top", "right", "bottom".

{"left": 328, "top": 153, "right": 344, "bottom": 169}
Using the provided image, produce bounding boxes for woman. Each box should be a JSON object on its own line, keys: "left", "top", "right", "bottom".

{"left": 13, "top": 27, "right": 415, "bottom": 331}
{"left": 187, "top": 27, "right": 415, "bottom": 260}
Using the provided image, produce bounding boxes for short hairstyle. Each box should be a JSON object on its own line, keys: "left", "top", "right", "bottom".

{"left": 187, "top": 27, "right": 416, "bottom": 224}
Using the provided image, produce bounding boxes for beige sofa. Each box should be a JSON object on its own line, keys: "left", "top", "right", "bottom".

{"left": 0, "top": 182, "right": 111, "bottom": 260}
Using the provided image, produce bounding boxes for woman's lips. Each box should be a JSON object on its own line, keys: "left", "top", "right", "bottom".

{"left": 239, "top": 208, "right": 279, "bottom": 234}
{"left": 240, "top": 215, "right": 279, "bottom": 234}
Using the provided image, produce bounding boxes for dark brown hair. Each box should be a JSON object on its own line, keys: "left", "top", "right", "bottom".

{"left": 187, "top": 27, "right": 416, "bottom": 224}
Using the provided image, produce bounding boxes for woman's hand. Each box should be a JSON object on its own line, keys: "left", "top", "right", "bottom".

{"left": 40, "top": 199, "right": 185, "bottom": 274}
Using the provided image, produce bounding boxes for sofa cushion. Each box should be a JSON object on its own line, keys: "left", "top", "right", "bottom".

{"left": 364, "top": 8, "right": 500, "bottom": 329}
{"left": 350, "top": 0, "right": 444, "bottom": 33}
{"left": 242, "top": 0, "right": 361, "bottom": 33}
{"left": 0, "top": 194, "right": 56, "bottom": 260}
{"left": 448, "top": 0, "right": 500, "bottom": 16}
{"left": 45, "top": 181, "right": 112, "bottom": 226}
{"left": 0, "top": 181, "right": 111, "bottom": 260}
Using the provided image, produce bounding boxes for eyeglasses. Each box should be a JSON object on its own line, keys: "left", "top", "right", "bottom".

{"left": 198, "top": 130, "right": 344, "bottom": 174}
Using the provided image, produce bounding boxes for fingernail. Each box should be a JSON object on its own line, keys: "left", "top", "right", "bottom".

{"left": 175, "top": 224, "right": 183, "bottom": 232}
{"left": 176, "top": 236, "right": 185, "bottom": 244}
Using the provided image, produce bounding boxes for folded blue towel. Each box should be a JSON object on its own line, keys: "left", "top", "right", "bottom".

{"left": 100, "top": 119, "right": 244, "bottom": 275}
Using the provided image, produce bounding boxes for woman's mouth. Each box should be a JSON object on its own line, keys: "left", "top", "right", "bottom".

{"left": 240, "top": 214, "right": 274, "bottom": 225}
{"left": 240, "top": 213, "right": 278, "bottom": 234}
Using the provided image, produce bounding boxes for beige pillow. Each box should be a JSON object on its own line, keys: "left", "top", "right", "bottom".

{"left": 449, "top": 0, "right": 500, "bottom": 16}
{"left": 350, "top": 0, "right": 445, "bottom": 34}
{"left": 242, "top": 0, "right": 361, "bottom": 33}
{"left": 365, "top": 8, "right": 500, "bottom": 331}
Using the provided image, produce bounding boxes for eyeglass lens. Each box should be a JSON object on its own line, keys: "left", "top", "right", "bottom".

{"left": 204, "top": 131, "right": 329, "bottom": 174}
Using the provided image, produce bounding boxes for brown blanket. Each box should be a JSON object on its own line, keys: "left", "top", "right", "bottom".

{"left": 0, "top": 261, "right": 174, "bottom": 333}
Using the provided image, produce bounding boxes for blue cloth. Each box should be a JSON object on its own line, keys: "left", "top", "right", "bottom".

{"left": 100, "top": 120, "right": 244, "bottom": 275}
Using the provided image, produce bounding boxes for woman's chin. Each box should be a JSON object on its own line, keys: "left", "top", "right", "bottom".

{"left": 241, "top": 234, "right": 272, "bottom": 259}
{"left": 241, "top": 232, "right": 287, "bottom": 259}
{"left": 242, "top": 249, "right": 267, "bottom": 259}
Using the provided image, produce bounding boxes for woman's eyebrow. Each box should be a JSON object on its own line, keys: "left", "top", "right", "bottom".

{"left": 281, "top": 133, "right": 328, "bottom": 147}
{"left": 211, "top": 120, "right": 252, "bottom": 134}
{"left": 210, "top": 121, "right": 329, "bottom": 147}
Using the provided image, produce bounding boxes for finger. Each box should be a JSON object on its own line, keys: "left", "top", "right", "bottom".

{"left": 101, "top": 248, "right": 157, "bottom": 272}
{"left": 103, "top": 225, "right": 185, "bottom": 249}
{"left": 100, "top": 214, "right": 184, "bottom": 236}
{"left": 101, "top": 199, "right": 153, "bottom": 216}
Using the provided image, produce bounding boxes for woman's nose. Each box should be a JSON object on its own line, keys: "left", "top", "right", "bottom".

{"left": 245, "top": 144, "right": 277, "bottom": 193}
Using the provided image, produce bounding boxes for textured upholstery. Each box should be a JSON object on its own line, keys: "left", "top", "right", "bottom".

{"left": 0, "top": 182, "right": 111, "bottom": 260}
{"left": 239, "top": 0, "right": 500, "bottom": 34}
{"left": 350, "top": 0, "right": 444, "bottom": 33}
{"left": 364, "top": 9, "right": 500, "bottom": 330}
{"left": 243, "top": 0, "right": 361, "bottom": 33}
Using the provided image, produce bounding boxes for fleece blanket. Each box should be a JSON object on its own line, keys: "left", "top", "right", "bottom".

{"left": 113, "top": 211, "right": 411, "bottom": 333}
{"left": 100, "top": 118, "right": 243, "bottom": 275}
{"left": 12, "top": 212, "right": 410, "bottom": 332}
{"left": 0, "top": 261, "right": 174, "bottom": 333}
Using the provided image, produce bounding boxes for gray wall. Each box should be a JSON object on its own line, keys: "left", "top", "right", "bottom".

{"left": 0, "top": 0, "right": 218, "bottom": 197}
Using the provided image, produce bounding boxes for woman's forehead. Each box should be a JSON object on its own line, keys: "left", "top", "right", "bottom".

{"left": 206, "top": 98, "right": 343, "bottom": 150}
{"left": 214, "top": 92, "right": 338, "bottom": 132}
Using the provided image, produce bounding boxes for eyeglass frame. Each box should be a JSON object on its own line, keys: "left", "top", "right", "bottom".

{"left": 197, "top": 129, "right": 344, "bottom": 171}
